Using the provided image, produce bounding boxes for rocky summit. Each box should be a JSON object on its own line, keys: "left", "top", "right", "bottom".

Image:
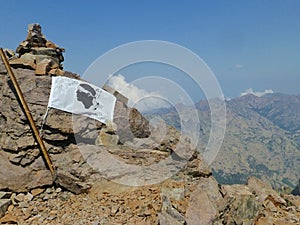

{"left": 0, "top": 24, "right": 299, "bottom": 224}
{"left": 8, "top": 23, "right": 64, "bottom": 76}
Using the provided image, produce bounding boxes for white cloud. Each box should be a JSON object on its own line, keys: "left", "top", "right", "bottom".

{"left": 240, "top": 88, "right": 274, "bottom": 97}
{"left": 108, "top": 74, "right": 169, "bottom": 112}
{"left": 235, "top": 64, "right": 244, "bottom": 69}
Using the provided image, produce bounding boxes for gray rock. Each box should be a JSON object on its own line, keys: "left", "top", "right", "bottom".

{"left": 114, "top": 101, "right": 150, "bottom": 143}
{"left": 18, "top": 201, "right": 29, "bottom": 208}
{"left": 0, "top": 151, "right": 53, "bottom": 192}
{"left": 0, "top": 192, "right": 12, "bottom": 218}
{"left": 3, "top": 49, "right": 15, "bottom": 59}
{"left": 14, "top": 193, "right": 25, "bottom": 203}
{"left": 0, "top": 60, "right": 6, "bottom": 74}
{"left": 24, "top": 193, "right": 33, "bottom": 202}
{"left": 0, "top": 199, "right": 11, "bottom": 218}
{"left": 20, "top": 153, "right": 36, "bottom": 166}
{"left": 55, "top": 170, "right": 90, "bottom": 194}
{"left": 158, "top": 212, "right": 185, "bottom": 225}
{"left": 161, "top": 188, "right": 185, "bottom": 201}
{"left": 0, "top": 192, "right": 11, "bottom": 199}
{"left": 160, "top": 195, "right": 186, "bottom": 225}
{"left": 46, "top": 187, "right": 54, "bottom": 194}
{"left": 26, "top": 23, "right": 47, "bottom": 48}
{"left": 110, "top": 205, "right": 119, "bottom": 216}
{"left": 95, "top": 132, "right": 119, "bottom": 146}
{"left": 9, "top": 57, "right": 36, "bottom": 70}
{"left": 218, "top": 184, "right": 263, "bottom": 225}
{"left": 9, "top": 152, "right": 25, "bottom": 164}
{"left": 186, "top": 177, "right": 225, "bottom": 225}
{"left": 247, "top": 176, "right": 287, "bottom": 205}
{"left": 0, "top": 67, "right": 98, "bottom": 192}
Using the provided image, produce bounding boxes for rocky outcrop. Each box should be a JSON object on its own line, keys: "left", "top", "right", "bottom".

{"left": 0, "top": 63, "right": 153, "bottom": 194}
{"left": 1, "top": 174, "right": 299, "bottom": 224}
{"left": 213, "top": 177, "right": 300, "bottom": 225}
{"left": 0, "top": 64, "right": 299, "bottom": 225}
{"left": 0, "top": 24, "right": 299, "bottom": 224}
{"left": 113, "top": 101, "right": 151, "bottom": 143}
{"left": 9, "top": 24, "right": 64, "bottom": 76}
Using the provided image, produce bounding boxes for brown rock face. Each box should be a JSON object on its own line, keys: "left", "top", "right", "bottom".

{"left": 10, "top": 23, "right": 64, "bottom": 76}
{"left": 0, "top": 68, "right": 86, "bottom": 192}
{"left": 114, "top": 101, "right": 151, "bottom": 143}
{"left": 102, "top": 85, "right": 150, "bottom": 143}
{"left": 129, "top": 108, "right": 151, "bottom": 138}
{"left": 0, "top": 62, "right": 153, "bottom": 193}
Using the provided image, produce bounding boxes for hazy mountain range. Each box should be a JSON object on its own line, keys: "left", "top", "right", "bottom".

{"left": 145, "top": 93, "right": 300, "bottom": 190}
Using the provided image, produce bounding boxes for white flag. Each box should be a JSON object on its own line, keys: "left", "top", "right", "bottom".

{"left": 48, "top": 76, "right": 116, "bottom": 124}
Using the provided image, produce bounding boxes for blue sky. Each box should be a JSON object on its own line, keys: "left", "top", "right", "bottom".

{"left": 1, "top": 0, "right": 300, "bottom": 101}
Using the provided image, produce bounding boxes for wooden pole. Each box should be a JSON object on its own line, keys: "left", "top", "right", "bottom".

{"left": 0, "top": 48, "right": 55, "bottom": 176}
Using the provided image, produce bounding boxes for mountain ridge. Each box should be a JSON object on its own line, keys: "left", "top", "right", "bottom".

{"left": 145, "top": 92, "right": 300, "bottom": 190}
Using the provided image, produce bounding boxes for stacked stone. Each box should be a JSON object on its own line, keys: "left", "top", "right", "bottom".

{"left": 10, "top": 23, "right": 64, "bottom": 76}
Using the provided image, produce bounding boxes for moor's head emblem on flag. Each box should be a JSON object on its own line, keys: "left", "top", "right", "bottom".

{"left": 49, "top": 76, "right": 116, "bottom": 124}
{"left": 76, "top": 83, "right": 100, "bottom": 110}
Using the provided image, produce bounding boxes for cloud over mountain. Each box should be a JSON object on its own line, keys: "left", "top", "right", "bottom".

{"left": 240, "top": 88, "right": 274, "bottom": 97}
{"left": 108, "top": 74, "right": 169, "bottom": 112}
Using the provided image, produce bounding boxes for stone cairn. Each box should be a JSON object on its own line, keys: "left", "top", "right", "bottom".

{"left": 10, "top": 23, "right": 65, "bottom": 76}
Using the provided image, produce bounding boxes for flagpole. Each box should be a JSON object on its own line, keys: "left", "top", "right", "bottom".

{"left": 0, "top": 48, "right": 56, "bottom": 177}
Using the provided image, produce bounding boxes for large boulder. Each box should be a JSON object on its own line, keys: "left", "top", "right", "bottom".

{"left": 219, "top": 184, "right": 262, "bottom": 225}
{"left": 0, "top": 67, "right": 89, "bottom": 192}
{"left": 0, "top": 65, "right": 152, "bottom": 193}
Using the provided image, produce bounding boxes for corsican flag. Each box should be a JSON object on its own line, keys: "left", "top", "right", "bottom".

{"left": 48, "top": 76, "right": 116, "bottom": 124}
